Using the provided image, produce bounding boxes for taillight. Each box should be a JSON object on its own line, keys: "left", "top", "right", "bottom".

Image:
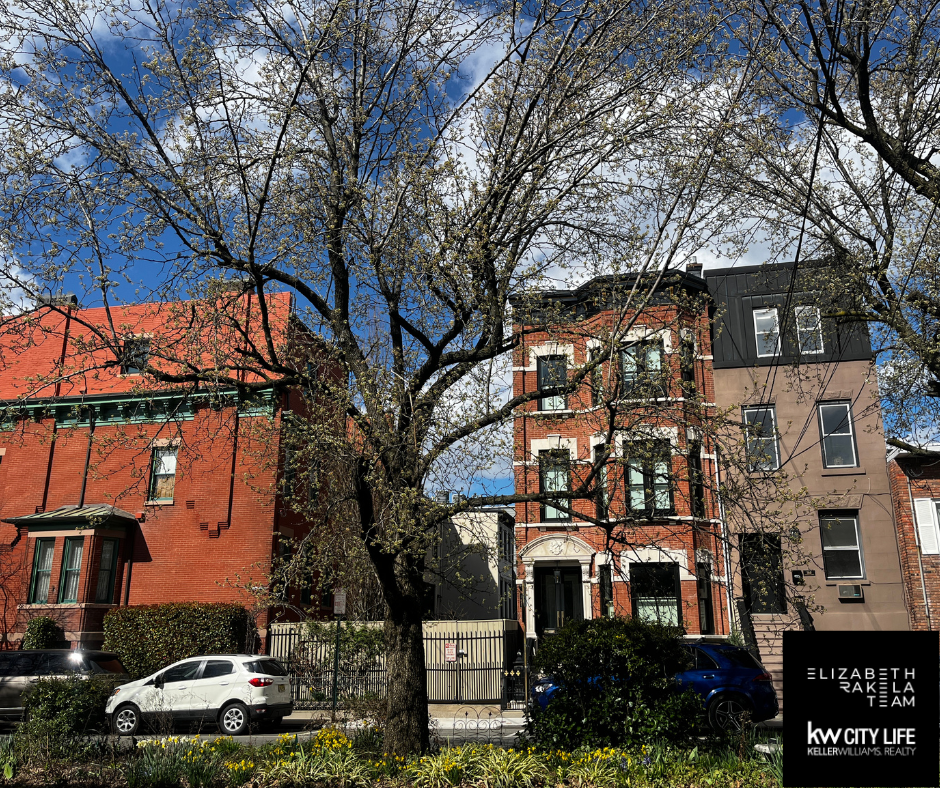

{"left": 248, "top": 677, "right": 273, "bottom": 687}
{"left": 753, "top": 672, "right": 773, "bottom": 682}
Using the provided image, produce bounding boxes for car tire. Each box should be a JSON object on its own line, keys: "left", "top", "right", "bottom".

{"left": 112, "top": 704, "right": 142, "bottom": 736}
{"left": 218, "top": 702, "right": 250, "bottom": 736}
{"left": 707, "top": 693, "right": 752, "bottom": 732}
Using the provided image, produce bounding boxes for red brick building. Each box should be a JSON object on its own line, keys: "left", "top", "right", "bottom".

{"left": 888, "top": 450, "right": 940, "bottom": 632}
{"left": 511, "top": 273, "right": 730, "bottom": 642}
{"left": 0, "top": 292, "right": 335, "bottom": 649}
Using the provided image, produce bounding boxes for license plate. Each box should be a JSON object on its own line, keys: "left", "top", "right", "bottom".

{"left": 278, "top": 684, "right": 286, "bottom": 693}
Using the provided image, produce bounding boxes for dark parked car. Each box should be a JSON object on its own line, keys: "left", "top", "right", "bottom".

{"left": 530, "top": 641, "right": 778, "bottom": 732}
{"left": 0, "top": 650, "right": 129, "bottom": 719}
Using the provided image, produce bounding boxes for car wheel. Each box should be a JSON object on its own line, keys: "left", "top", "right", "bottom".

{"left": 112, "top": 704, "right": 141, "bottom": 736}
{"left": 219, "top": 702, "right": 250, "bottom": 736}
{"left": 707, "top": 693, "right": 752, "bottom": 732}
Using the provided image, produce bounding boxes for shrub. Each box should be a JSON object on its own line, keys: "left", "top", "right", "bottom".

{"left": 21, "top": 675, "right": 117, "bottom": 734}
{"left": 525, "top": 616, "right": 703, "bottom": 749}
{"left": 21, "top": 616, "right": 60, "bottom": 650}
{"left": 102, "top": 602, "right": 257, "bottom": 679}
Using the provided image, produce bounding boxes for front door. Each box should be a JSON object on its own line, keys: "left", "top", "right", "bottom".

{"left": 535, "top": 566, "right": 583, "bottom": 636}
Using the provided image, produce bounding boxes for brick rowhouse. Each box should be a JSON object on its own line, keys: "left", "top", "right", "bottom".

{"left": 888, "top": 452, "right": 940, "bottom": 633}
{"left": 511, "top": 271, "right": 730, "bottom": 642}
{"left": 0, "top": 292, "right": 339, "bottom": 648}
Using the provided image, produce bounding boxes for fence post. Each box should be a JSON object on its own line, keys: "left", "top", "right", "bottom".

{"left": 331, "top": 616, "right": 343, "bottom": 721}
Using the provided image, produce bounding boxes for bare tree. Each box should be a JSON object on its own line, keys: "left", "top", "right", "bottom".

{"left": 723, "top": 0, "right": 940, "bottom": 450}
{"left": 0, "top": 0, "right": 729, "bottom": 751}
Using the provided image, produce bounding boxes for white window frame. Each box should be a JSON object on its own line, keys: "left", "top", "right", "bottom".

{"left": 818, "top": 401, "right": 858, "bottom": 468}
{"left": 537, "top": 354, "right": 568, "bottom": 412}
{"left": 753, "top": 307, "right": 780, "bottom": 358}
{"left": 795, "top": 306, "right": 824, "bottom": 355}
{"left": 819, "top": 512, "right": 865, "bottom": 580}
{"left": 743, "top": 406, "right": 780, "bottom": 472}
{"left": 912, "top": 499, "right": 940, "bottom": 556}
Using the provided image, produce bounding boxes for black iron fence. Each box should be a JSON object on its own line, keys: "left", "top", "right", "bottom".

{"left": 268, "top": 625, "right": 525, "bottom": 709}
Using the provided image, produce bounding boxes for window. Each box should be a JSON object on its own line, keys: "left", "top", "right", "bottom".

{"left": 95, "top": 538, "right": 119, "bottom": 604}
{"left": 58, "top": 537, "right": 84, "bottom": 603}
{"left": 120, "top": 337, "right": 150, "bottom": 375}
{"left": 631, "top": 563, "right": 681, "bottom": 625}
{"left": 202, "top": 660, "right": 235, "bottom": 679}
{"left": 500, "top": 578, "right": 514, "bottom": 619}
{"left": 818, "top": 402, "right": 858, "bottom": 468}
{"left": 740, "top": 534, "right": 786, "bottom": 613}
{"left": 743, "top": 406, "right": 780, "bottom": 471}
{"left": 796, "top": 306, "right": 824, "bottom": 355}
{"left": 819, "top": 512, "right": 864, "bottom": 579}
{"left": 696, "top": 562, "right": 714, "bottom": 634}
{"left": 537, "top": 355, "right": 568, "bottom": 411}
{"left": 282, "top": 447, "right": 296, "bottom": 497}
{"left": 594, "top": 442, "right": 610, "bottom": 520}
{"left": 621, "top": 338, "right": 667, "bottom": 398}
{"left": 679, "top": 332, "right": 696, "bottom": 394}
{"left": 599, "top": 563, "right": 614, "bottom": 618}
{"left": 753, "top": 308, "right": 780, "bottom": 357}
{"left": 149, "top": 447, "right": 178, "bottom": 502}
{"left": 688, "top": 442, "right": 706, "bottom": 518}
{"left": 162, "top": 660, "right": 202, "bottom": 683}
{"left": 624, "top": 440, "right": 673, "bottom": 514}
{"left": 539, "top": 450, "right": 571, "bottom": 522}
{"left": 28, "top": 539, "right": 55, "bottom": 604}
{"left": 912, "top": 499, "right": 940, "bottom": 556}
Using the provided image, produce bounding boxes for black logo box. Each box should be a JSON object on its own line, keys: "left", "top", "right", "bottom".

{"left": 784, "top": 631, "right": 939, "bottom": 788}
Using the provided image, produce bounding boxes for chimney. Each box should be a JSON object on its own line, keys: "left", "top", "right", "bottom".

{"left": 686, "top": 256, "right": 703, "bottom": 278}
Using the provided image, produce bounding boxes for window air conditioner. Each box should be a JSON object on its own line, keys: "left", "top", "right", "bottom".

{"left": 837, "top": 584, "right": 863, "bottom": 600}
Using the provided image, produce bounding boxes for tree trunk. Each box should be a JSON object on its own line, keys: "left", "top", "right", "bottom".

{"left": 383, "top": 595, "right": 430, "bottom": 753}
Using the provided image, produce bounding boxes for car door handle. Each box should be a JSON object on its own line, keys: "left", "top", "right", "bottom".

{"left": 701, "top": 674, "right": 715, "bottom": 679}
{"left": 219, "top": 682, "right": 229, "bottom": 685}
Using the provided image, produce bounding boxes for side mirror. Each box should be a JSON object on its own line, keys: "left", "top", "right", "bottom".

{"left": 154, "top": 675, "right": 164, "bottom": 689}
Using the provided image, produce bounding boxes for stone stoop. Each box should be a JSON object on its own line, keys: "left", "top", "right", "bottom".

{"left": 752, "top": 617, "right": 786, "bottom": 713}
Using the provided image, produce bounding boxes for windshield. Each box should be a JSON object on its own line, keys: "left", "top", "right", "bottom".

{"left": 245, "top": 659, "right": 288, "bottom": 676}
{"left": 87, "top": 656, "right": 127, "bottom": 674}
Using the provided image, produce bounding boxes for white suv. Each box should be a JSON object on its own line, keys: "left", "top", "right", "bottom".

{"left": 106, "top": 655, "right": 293, "bottom": 736}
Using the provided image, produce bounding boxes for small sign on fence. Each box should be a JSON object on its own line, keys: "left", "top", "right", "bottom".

{"left": 444, "top": 642, "right": 457, "bottom": 663}
{"left": 333, "top": 588, "right": 346, "bottom": 616}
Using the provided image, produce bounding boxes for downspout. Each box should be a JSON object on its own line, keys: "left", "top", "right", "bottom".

{"left": 76, "top": 405, "right": 95, "bottom": 645}
{"left": 40, "top": 306, "right": 74, "bottom": 512}
{"left": 78, "top": 406, "right": 95, "bottom": 508}
{"left": 905, "top": 475, "right": 932, "bottom": 630}
{"left": 714, "top": 446, "right": 735, "bottom": 637}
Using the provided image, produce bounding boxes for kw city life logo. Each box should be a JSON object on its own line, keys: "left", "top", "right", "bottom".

{"left": 804, "top": 667, "right": 918, "bottom": 758}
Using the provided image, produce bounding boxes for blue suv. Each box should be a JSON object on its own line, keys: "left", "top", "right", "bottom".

{"left": 530, "top": 641, "right": 778, "bottom": 732}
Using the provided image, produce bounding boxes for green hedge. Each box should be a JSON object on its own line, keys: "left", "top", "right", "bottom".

{"left": 21, "top": 617, "right": 60, "bottom": 650}
{"left": 21, "top": 675, "right": 117, "bottom": 734}
{"left": 526, "top": 616, "right": 703, "bottom": 749}
{"left": 103, "top": 602, "right": 257, "bottom": 679}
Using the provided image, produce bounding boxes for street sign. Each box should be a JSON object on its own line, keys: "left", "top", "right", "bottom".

{"left": 333, "top": 588, "right": 346, "bottom": 616}
{"left": 444, "top": 642, "right": 457, "bottom": 663}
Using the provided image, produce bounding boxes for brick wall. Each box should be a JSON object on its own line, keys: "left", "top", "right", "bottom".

{"left": 889, "top": 457, "right": 940, "bottom": 634}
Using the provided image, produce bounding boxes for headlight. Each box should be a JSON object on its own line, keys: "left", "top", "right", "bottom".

{"left": 111, "top": 688, "right": 121, "bottom": 696}
{"left": 534, "top": 685, "right": 546, "bottom": 693}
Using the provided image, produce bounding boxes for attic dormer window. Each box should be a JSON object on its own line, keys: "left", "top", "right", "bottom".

{"left": 121, "top": 337, "right": 150, "bottom": 375}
